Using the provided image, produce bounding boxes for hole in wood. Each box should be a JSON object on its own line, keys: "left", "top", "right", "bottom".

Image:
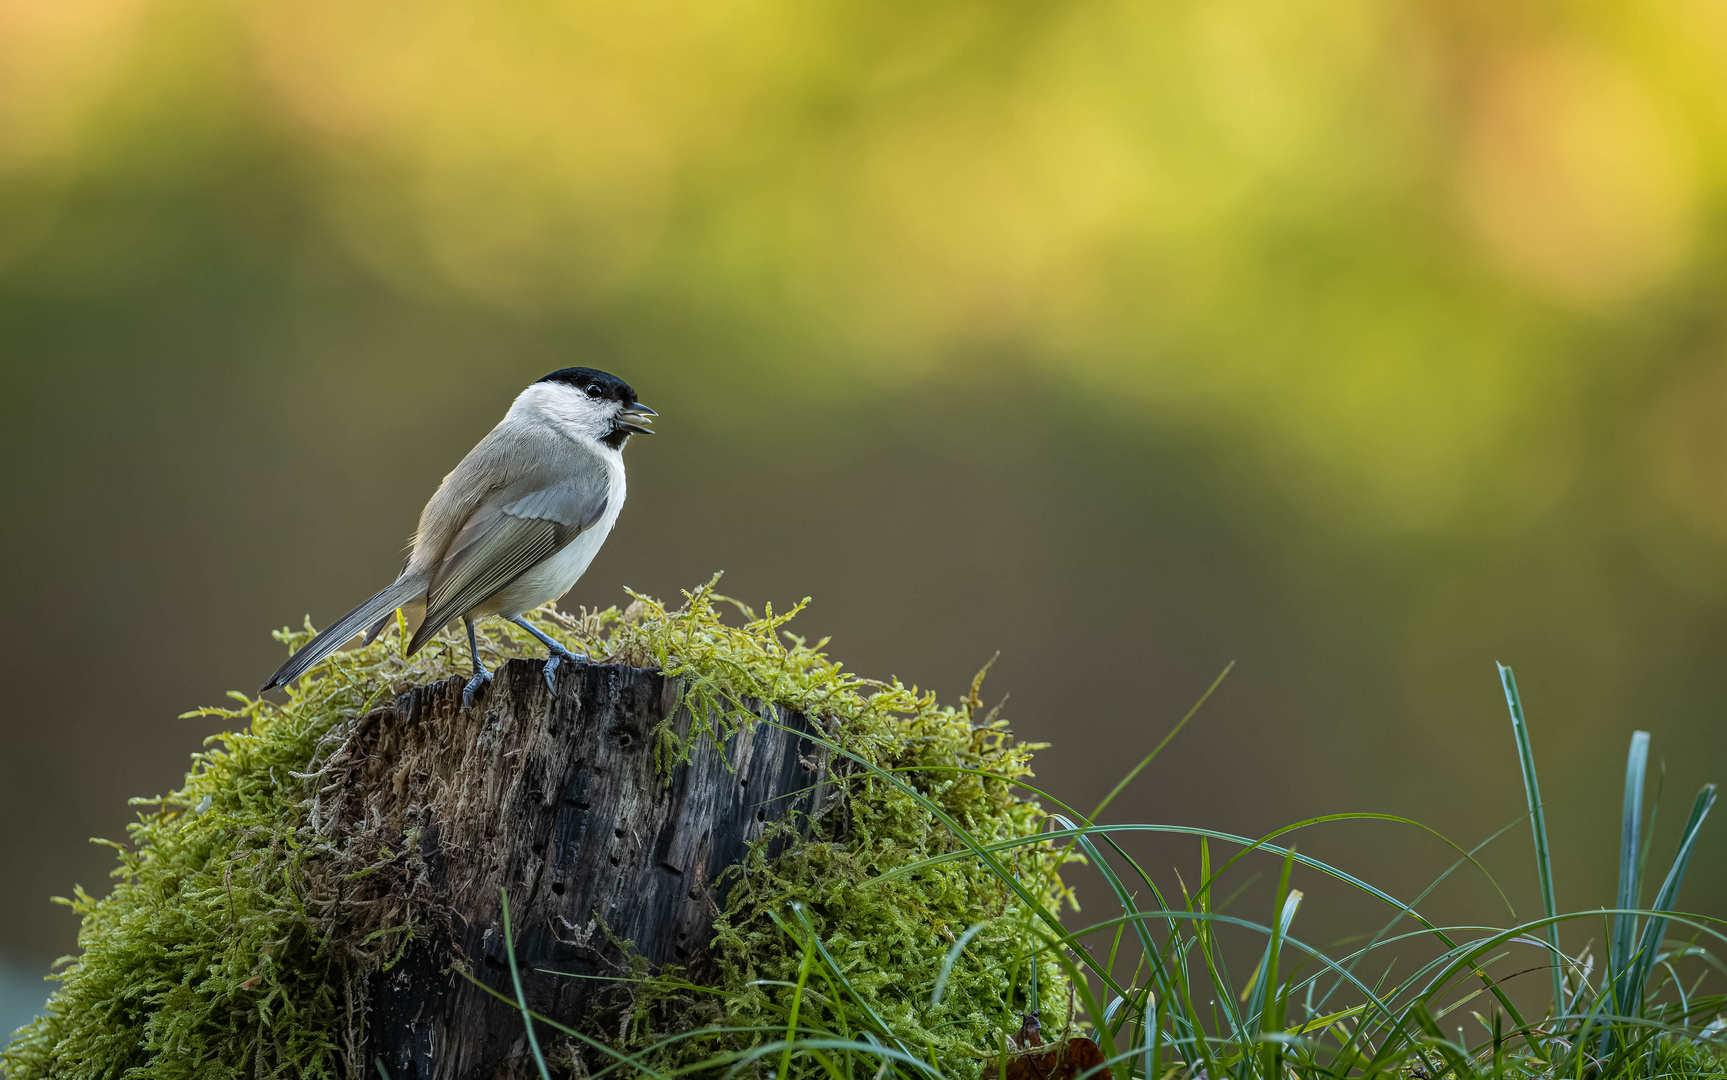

{"left": 551, "top": 881, "right": 565, "bottom": 895}
{"left": 618, "top": 733, "right": 633, "bottom": 748}
{"left": 756, "top": 809, "right": 765, "bottom": 822}
{"left": 613, "top": 827, "right": 625, "bottom": 839}
{"left": 609, "top": 856, "right": 620, "bottom": 867}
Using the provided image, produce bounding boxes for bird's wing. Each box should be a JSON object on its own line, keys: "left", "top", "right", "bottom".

{"left": 406, "top": 471, "right": 610, "bottom": 655}
{"left": 410, "top": 410, "right": 608, "bottom": 574}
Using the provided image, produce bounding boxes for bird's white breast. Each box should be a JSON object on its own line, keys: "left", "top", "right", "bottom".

{"left": 485, "top": 444, "right": 628, "bottom": 616}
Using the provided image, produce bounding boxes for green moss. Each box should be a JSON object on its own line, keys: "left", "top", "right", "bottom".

{"left": 2, "top": 579, "right": 1076, "bottom": 1080}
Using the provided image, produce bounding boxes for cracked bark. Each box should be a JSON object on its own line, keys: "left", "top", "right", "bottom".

{"left": 311, "top": 656, "right": 833, "bottom": 1080}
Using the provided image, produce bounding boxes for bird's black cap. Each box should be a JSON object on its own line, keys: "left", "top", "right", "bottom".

{"left": 536, "top": 366, "right": 640, "bottom": 405}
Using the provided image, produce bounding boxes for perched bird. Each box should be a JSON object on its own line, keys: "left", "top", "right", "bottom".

{"left": 261, "top": 367, "right": 655, "bottom": 705}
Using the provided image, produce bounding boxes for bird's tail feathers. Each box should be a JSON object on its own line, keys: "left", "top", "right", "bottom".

{"left": 260, "top": 576, "right": 425, "bottom": 693}
{"left": 362, "top": 593, "right": 425, "bottom": 647}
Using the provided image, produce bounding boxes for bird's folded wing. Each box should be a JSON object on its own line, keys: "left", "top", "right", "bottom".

{"left": 408, "top": 479, "right": 609, "bottom": 654}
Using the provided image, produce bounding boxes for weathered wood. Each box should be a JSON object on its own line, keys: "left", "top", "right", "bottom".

{"left": 312, "top": 656, "right": 834, "bottom": 1080}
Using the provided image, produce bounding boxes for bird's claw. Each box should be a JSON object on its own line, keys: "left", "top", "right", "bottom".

{"left": 542, "top": 648, "right": 590, "bottom": 691}
{"left": 462, "top": 670, "right": 492, "bottom": 709}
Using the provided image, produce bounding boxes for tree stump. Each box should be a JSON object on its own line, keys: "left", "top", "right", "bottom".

{"left": 310, "top": 656, "right": 835, "bottom": 1080}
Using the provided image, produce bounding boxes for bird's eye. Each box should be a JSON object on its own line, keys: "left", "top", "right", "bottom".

{"left": 586, "top": 384, "right": 604, "bottom": 399}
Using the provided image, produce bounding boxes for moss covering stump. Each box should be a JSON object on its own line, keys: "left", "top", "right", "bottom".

{"left": 2, "top": 581, "right": 1076, "bottom": 1080}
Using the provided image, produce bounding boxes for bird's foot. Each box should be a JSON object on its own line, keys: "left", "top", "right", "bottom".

{"left": 462, "top": 670, "right": 492, "bottom": 709}
{"left": 542, "top": 646, "right": 590, "bottom": 691}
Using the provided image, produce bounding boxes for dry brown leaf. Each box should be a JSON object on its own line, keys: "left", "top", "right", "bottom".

{"left": 979, "top": 1036, "right": 1106, "bottom": 1080}
{"left": 981, "top": 1016, "right": 1106, "bottom": 1080}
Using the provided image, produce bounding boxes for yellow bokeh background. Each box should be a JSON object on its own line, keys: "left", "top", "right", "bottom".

{"left": 7, "top": 0, "right": 1727, "bottom": 534}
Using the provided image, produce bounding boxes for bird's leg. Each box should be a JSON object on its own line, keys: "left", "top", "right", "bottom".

{"left": 510, "top": 615, "right": 588, "bottom": 691}
{"left": 461, "top": 616, "right": 491, "bottom": 708}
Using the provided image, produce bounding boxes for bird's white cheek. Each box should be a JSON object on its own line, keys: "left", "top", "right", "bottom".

{"left": 507, "top": 384, "right": 616, "bottom": 440}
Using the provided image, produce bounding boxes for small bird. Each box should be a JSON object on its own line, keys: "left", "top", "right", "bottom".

{"left": 261, "top": 367, "right": 655, "bottom": 705}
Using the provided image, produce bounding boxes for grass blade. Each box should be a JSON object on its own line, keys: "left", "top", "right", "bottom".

{"left": 931, "top": 924, "right": 987, "bottom": 1007}
{"left": 1625, "top": 784, "right": 1718, "bottom": 1018}
{"left": 1610, "top": 731, "right": 1651, "bottom": 1020}
{"left": 1257, "top": 853, "right": 1301, "bottom": 1077}
{"left": 500, "top": 887, "right": 552, "bottom": 1080}
{"left": 1498, "top": 662, "right": 1564, "bottom": 1020}
{"left": 1244, "top": 848, "right": 1297, "bottom": 1033}
{"left": 1089, "top": 662, "right": 1233, "bottom": 822}
{"left": 780, "top": 907, "right": 818, "bottom": 1080}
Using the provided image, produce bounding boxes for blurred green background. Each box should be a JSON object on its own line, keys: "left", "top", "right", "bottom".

{"left": 3, "top": 0, "right": 1727, "bottom": 1028}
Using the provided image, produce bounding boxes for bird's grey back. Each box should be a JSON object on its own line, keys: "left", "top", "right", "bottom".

{"left": 408, "top": 410, "right": 614, "bottom": 580}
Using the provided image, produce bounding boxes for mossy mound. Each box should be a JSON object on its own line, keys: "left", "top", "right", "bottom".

{"left": 2, "top": 580, "right": 1077, "bottom": 1080}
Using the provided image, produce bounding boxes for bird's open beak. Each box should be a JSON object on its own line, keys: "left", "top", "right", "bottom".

{"left": 614, "top": 401, "right": 657, "bottom": 435}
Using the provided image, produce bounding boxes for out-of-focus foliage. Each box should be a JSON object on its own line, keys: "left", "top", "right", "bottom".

{"left": 6, "top": 0, "right": 1727, "bottom": 529}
